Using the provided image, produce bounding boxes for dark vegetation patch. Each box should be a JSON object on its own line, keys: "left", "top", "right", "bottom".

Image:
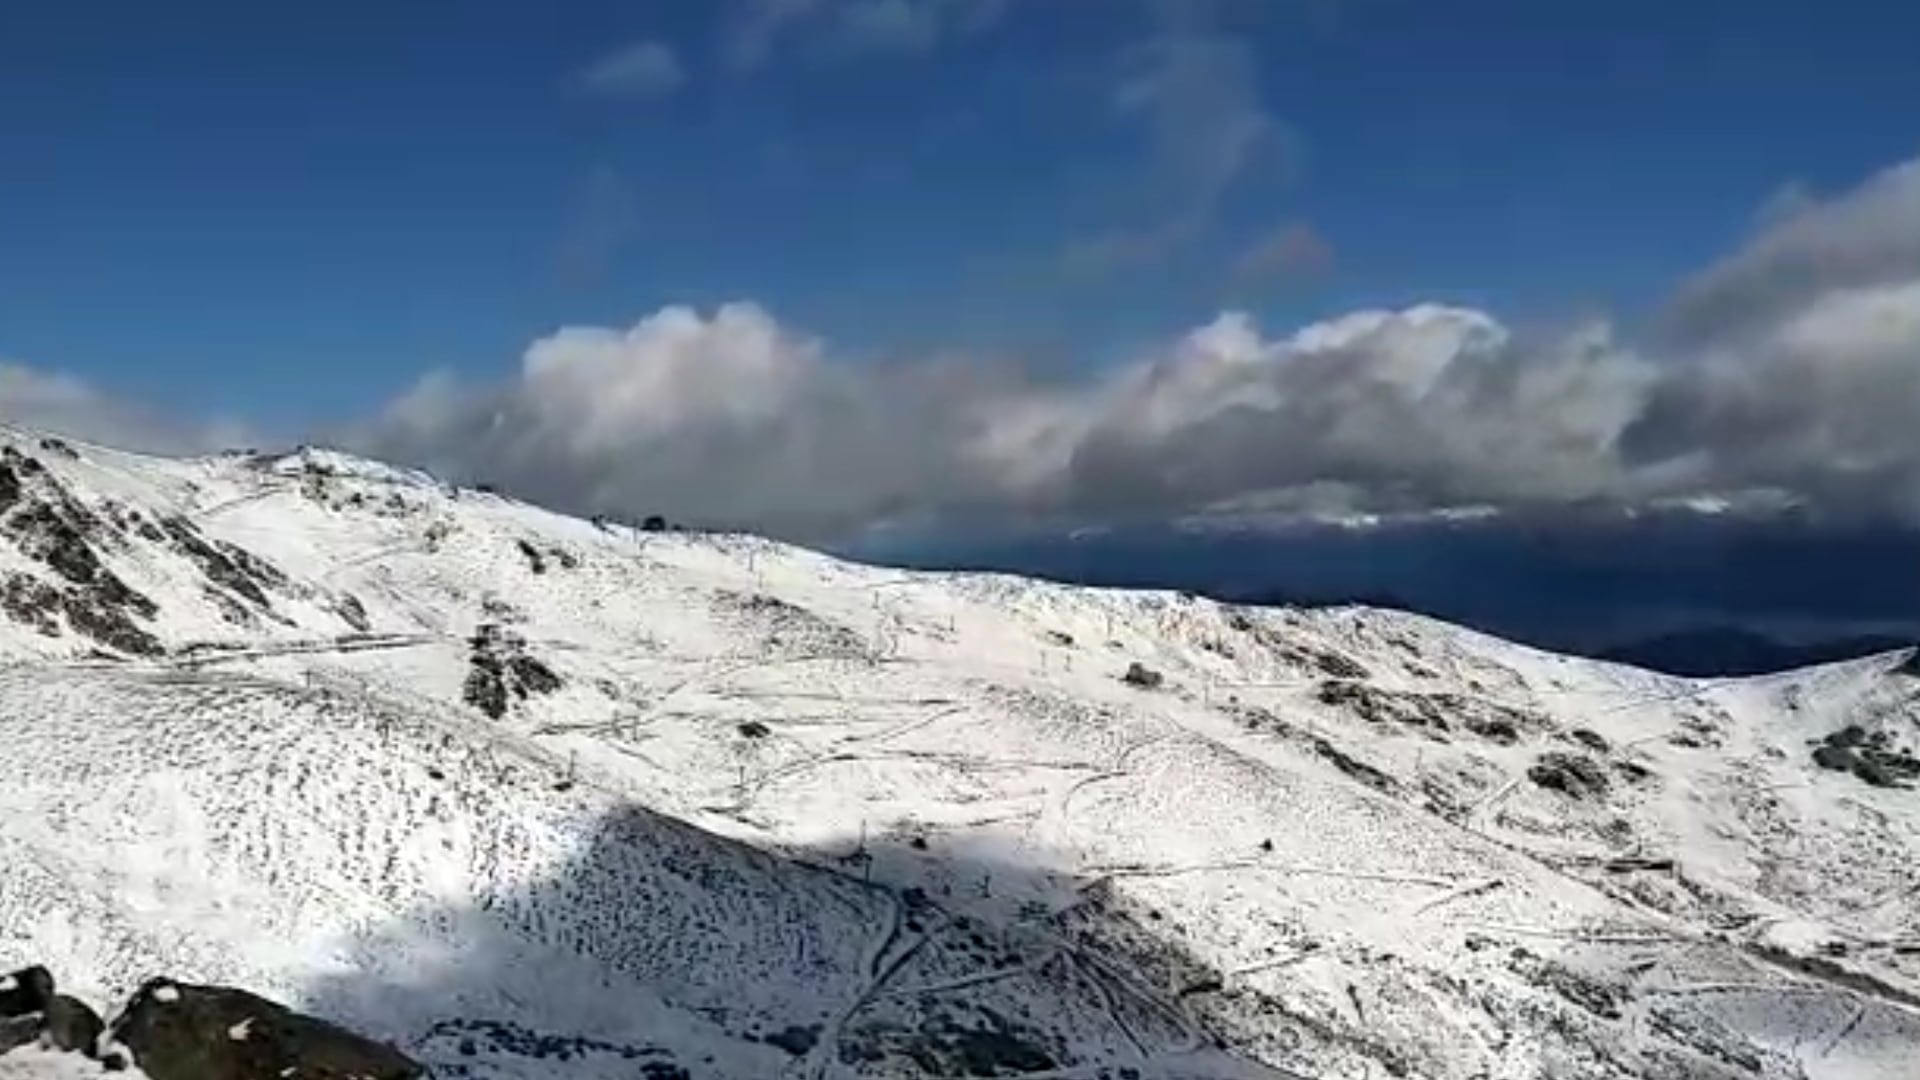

{"left": 1227, "top": 610, "right": 1371, "bottom": 679}
{"left": 1746, "top": 941, "right": 1920, "bottom": 1009}
{"left": 1506, "top": 948, "right": 1625, "bottom": 1019}
{"left": 1528, "top": 753, "right": 1611, "bottom": 800}
{"left": 1120, "top": 661, "right": 1164, "bottom": 689}
{"left": 1810, "top": 725, "right": 1920, "bottom": 789}
{"left": 422, "top": 1017, "right": 680, "bottom": 1075}
{"left": 713, "top": 589, "right": 867, "bottom": 660}
{"left": 1316, "top": 680, "right": 1539, "bottom": 744}
{"left": 464, "top": 623, "right": 563, "bottom": 719}
{"left": 762, "top": 1023, "right": 821, "bottom": 1056}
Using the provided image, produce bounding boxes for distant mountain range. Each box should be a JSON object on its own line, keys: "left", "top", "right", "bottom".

{"left": 858, "top": 519, "right": 1920, "bottom": 677}
{"left": 1597, "top": 627, "right": 1914, "bottom": 677}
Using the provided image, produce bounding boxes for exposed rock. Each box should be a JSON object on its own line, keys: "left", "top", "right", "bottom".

{"left": 36, "top": 437, "right": 79, "bottom": 461}
{"left": 1810, "top": 725, "right": 1920, "bottom": 788}
{"left": 44, "top": 995, "right": 103, "bottom": 1055}
{"left": 0, "top": 966, "right": 54, "bottom": 1018}
{"left": 0, "top": 450, "right": 166, "bottom": 655}
{"left": 515, "top": 538, "right": 547, "bottom": 574}
{"left": 762, "top": 1024, "right": 820, "bottom": 1056}
{"left": 330, "top": 592, "right": 371, "bottom": 633}
{"left": 1507, "top": 947, "right": 1625, "bottom": 1019}
{"left": 105, "top": 979, "right": 423, "bottom": 1079}
{"left": 1314, "top": 738, "right": 1399, "bottom": 793}
{"left": 1570, "top": 729, "right": 1611, "bottom": 753}
{"left": 1120, "top": 662, "right": 1164, "bottom": 689}
{"left": 158, "top": 515, "right": 287, "bottom": 611}
{"left": 1528, "top": 752, "right": 1611, "bottom": 800}
{"left": 1317, "top": 680, "right": 1539, "bottom": 745}
{"left": 464, "top": 623, "right": 563, "bottom": 719}
{"left": 0, "top": 967, "right": 104, "bottom": 1055}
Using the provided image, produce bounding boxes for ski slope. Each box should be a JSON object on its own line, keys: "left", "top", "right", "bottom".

{"left": 1, "top": 425, "right": 1917, "bottom": 1078}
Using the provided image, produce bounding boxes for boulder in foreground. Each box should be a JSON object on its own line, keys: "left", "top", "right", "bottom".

{"left": 103, "top": 980, "right": 422, "bottom": 1080}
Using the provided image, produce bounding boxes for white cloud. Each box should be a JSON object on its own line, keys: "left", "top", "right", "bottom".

{"left": 350, "top": 301, "right": 1655, "bottom": 537}
{"left": 0, "top": 361, "right": 252, "bottom": 455}
{"left": 576, "top": 40, "right": 686, "bottom": 98}
{"left": 349, "top": 153, "right": 1920, "bottom": 537}
{"left": 1233, "top": 221, "right": 1333, "bottom": 281}
{"left": 14, "top": 145, "right": 1920, "bottom": 541}
{"left": 1067, "top": 27, "right": 1291, "bottom": 274}
{"left": 723, "top": 0, "right": 1006, "bottom": 69}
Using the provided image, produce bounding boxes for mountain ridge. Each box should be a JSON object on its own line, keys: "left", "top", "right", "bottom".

{"left": 0, "top": 426, "right": 1917, "bottom": 1078}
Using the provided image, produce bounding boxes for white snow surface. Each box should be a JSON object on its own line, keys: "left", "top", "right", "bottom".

{"left": 0, "top": 426, "right": 1917, "bottom": 1078}
{"left": 0, "top": 1046, "right": 148, "bottom": 1079}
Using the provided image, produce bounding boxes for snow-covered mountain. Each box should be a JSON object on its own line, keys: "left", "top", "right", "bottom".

{"left": 1, "top": 424, "right": 1917, "bottom": 1079}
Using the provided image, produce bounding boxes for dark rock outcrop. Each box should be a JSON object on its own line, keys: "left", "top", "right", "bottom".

{"left": 158, "top": 515, "right": 288, "bottom": 612}
{"left": 1527, "top": 752, "right": 1611, "bottom": 800}
{"left": 104, "top": 979, "right": 423, "bottom": 1080}
{"left": 464, "top": 623, "right": 563, "bottom": 719}
{"left": 0, "top": 965, "right": 107, "bottom": 1055}
{"left": 1810, "top": 725, "right": 1920, "bottom": 788}
{"left": 1120, "top": 662, "right": 1164, "bottom": 689}
{"left": 0, "top": 448, "right": 164, "bottom": 655}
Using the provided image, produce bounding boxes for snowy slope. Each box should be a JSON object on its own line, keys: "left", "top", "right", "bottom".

{"left": 1, "top": 424, "right": 1918, "bottom": 1079}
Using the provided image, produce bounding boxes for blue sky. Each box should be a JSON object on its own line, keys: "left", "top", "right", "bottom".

{"left": 5, "top": 0, "right": 1916, "bottom": 430}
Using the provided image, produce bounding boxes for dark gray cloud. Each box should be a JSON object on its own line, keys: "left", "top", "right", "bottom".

{"left": 1622, "top": 158, "right": 1920, "bottom": 516}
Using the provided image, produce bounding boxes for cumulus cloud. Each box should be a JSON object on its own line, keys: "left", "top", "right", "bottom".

{"left": 0, "top": 362, "right": 251, "bottom": 455}
{"left": 349, "top": 152, "right": 1920, "bottom": 539}
{"left": 350, "top": 300, "right": 1659, "bottom": 539}
{"left": 576, "top": 40, "right": 686, "bottom": 98}
{"left": 1623, "top": 157, "right": 1920, "bottom": 517}
{"left": 354, "top": 305, "right": 1042, "bottom": 537}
